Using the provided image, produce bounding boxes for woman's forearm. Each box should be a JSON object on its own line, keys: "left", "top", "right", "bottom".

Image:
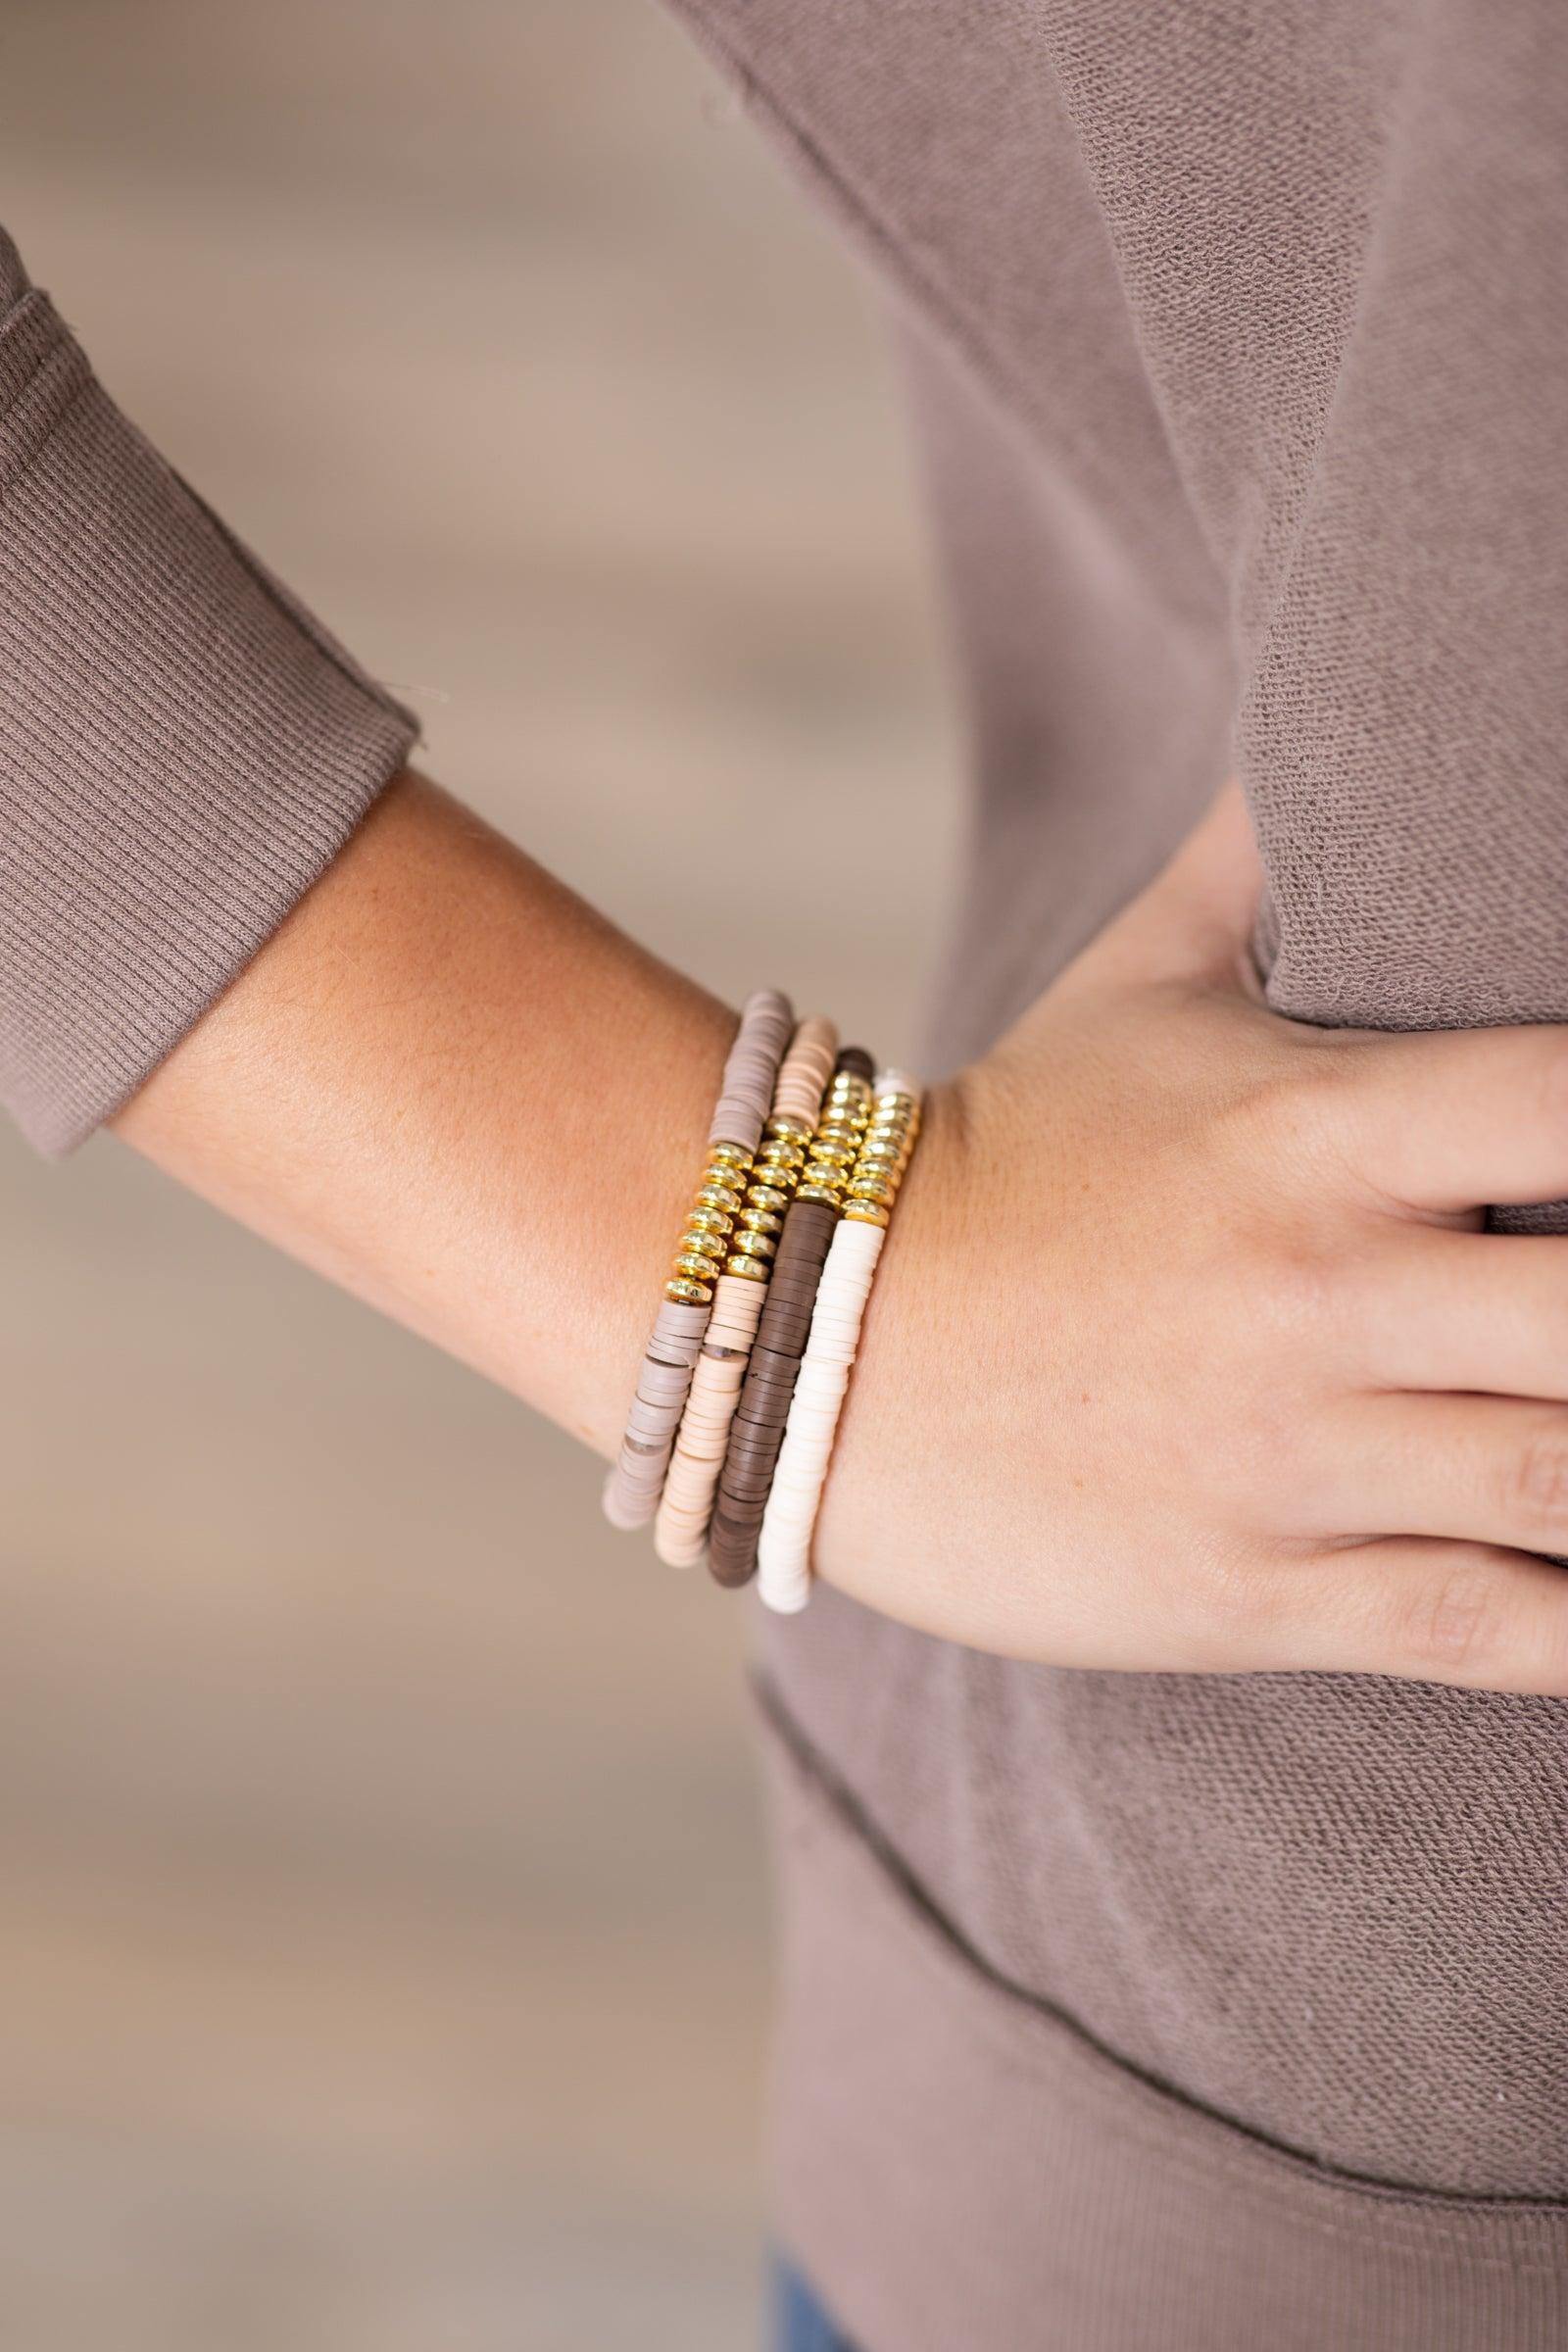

{"left": 113, "top": 769, "right": 1568, "bottom": 1696}
{"left": 113, "top": 769, "right": 734, "bottom": 1454}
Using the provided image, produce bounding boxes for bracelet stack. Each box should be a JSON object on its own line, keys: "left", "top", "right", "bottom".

{"left": 607, "top": 993, "right": 921, "bottom": 1611}
{"left": 654, "top": 1014, "right": 840, "bottom": 1568}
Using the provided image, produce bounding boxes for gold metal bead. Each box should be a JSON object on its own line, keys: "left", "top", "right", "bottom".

{"left": 710, "top": 1142, "right": 753, "bottom": 1170}
{"left": 696, "top": 1184, "right": 744, "bottom": 1214}
{"left": 733, "top": 1228, "right": 777, "bottom": 1259}
{"left": 797, "top": 1182, "right": 847, "bottom": 1207}
{"left": 765, "top": 1113, "right": 812, "bottom": 1140}
{"left": 808, "top": 1141, "right": 857, "bottom": 1170}
{"left": 738, "top": 1207, "right": 783, "bottom": 1237}
{"left": 758, "top": 1138, "right": 807, "bottom": 1168}
{"left": 847, "top": 1177, "right": 896, "bottom": 1205}
{"left": 664, "top": 1275, "right": 713, "bottom": 1303}
{"left": 675, "top": 1249, "right": 724, "bottom": 1284}
{"left": 685, "top": 1206, "right": 733, "bottom": 1238}
{"left": 679, "top": 1229, "right": 727, "bottom": 1264}
{"left": 747, "top": 1184, "right": 792, "bottom": 1214}
{"left": 844, "top": 1201, "right": 890, "bottom": 1228}
{"left": 725, "top": 1253, "right": 771, "bottom": 1283}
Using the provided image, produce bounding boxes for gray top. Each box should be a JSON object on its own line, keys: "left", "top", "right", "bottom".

{"left": 4, "top": 2, "right": 1568, "bottom": 2341}
{"left": 0, "top": 227, "right": 416, "bottom": 1152}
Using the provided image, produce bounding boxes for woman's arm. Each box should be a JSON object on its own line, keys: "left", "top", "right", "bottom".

{"left": 115, "top": 770, "right": 1568, "bottom": 1695}
{"left": 113, "top": 768, "right": 734, "bottom": 1454}
{"left": 14, "top": 225, "right": 1568, "bottom": 1694}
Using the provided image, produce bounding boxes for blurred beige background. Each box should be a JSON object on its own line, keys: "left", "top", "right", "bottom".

{"left": 0, "top": 1, "right": 953, "bottom": 2345}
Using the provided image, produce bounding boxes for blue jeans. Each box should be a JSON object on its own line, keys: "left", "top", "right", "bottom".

{"left": 773, "top": 2259, "right": 858, "bottom": 2352}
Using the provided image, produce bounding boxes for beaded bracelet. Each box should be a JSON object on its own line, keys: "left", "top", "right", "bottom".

{"left": 654, "top": 1015, "right": 840, "bottom": 1568}
{"left": 757, "top": 1071, "right": 922, "bottom": 1613}
{"left": 603, "top": 988, "right": 794, "bottom": 1531}
{"left": 707, "top": 1049, "right": 875, "bottom": 1590}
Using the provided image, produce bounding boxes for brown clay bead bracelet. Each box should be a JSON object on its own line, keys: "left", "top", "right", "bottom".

{"left": 707, "top": 1049, "right": 875, "bottom": 1589}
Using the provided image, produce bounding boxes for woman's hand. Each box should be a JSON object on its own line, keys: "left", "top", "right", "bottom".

{"left": 817, "top": 785, "right": 1568, "bottom": 1691}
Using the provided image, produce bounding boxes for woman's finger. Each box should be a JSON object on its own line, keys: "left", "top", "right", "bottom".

{"left": 1250, "top": 1536, "right": 1568, "bottom": 1693}
{"left": 1354, "top": 1228, "right": 1568, "bottom": 1401}
{"left": 1301, "top": 1392, "right": 1568, "bottom": 1556}
{"left": 1336, "top": 1022, "right": 1568, "bottom": 1212}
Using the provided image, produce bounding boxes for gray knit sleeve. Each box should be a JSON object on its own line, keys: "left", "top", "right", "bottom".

{"left": 0, "top": 228, "right": 419, "bottom": 1153}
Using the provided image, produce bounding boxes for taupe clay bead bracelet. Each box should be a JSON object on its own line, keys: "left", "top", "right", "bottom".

{"left": 602, "top": 988, "right": 794, "bottom": 1531}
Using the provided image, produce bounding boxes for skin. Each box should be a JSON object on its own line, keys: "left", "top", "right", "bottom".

{"left": 117, "top": 769, "right": 1568, "bottom": 1694}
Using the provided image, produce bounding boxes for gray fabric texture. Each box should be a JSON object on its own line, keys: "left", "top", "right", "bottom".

{"left": 0, "top": 228, "right": 417, "bottom": 1151}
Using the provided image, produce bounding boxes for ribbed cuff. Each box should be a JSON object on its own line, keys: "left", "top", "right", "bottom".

{"left": 0, "top": 233, "right": 419, "bottom": 1153}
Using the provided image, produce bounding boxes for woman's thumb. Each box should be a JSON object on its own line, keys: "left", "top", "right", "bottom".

{"left": 1071, "top": 779, "right": 1265, "bottom": 996}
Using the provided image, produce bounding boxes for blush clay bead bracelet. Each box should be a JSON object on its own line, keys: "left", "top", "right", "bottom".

{"left": 654, "top": 1014, "right": 839, "bottom": 1568}
{"left": 603, "top": 988, "right": 794, "bottom": 1531}
{"left": 757, "top": 1071, "right": 923, "bottom": 1614}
